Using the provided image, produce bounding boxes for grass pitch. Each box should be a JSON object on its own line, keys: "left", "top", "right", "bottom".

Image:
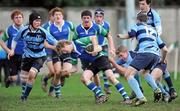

{"left": 0, "top": 73, "right": 179, "bottom": 111}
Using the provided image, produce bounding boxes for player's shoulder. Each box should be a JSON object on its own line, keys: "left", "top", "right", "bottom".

{"left": 150, "top": 8, "right": 160, "bottom": 17}
{"left": 103, "top": 21, "right": 110, "bottom": 26}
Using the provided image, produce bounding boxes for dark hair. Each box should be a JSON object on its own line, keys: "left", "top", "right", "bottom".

{"left": 29, "top": 12, "right": 41, "bottom": 25}
{"left": 139, "top": 0, "right": 151, "bottom": 5}
{"left": 137, "top": 12, "right": 148, "bottom": 22}
{"left": 81, "top": 10, "right": 92, "bottom": 18}
{"left": 94, "top": 8, "right": 104, "bottom": 16}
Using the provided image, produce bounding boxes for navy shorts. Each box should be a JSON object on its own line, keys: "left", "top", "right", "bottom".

{"left": 130, "top": 53, "right": 160, "bottom": 71}
{"left": 21, "top": 56, "right": 46, "bottom": 72}
{"left": 154, "top": 62, "right": 167, "bottom": 73}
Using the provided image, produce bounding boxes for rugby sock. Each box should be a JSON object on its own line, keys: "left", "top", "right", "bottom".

{"left": 54, "top": 84, "right": 61, "bottom": 97}
{"left": 115, "top": 83, "right": 129, "bottom": 99}
{"left": 87, "top": 82, "right": 104, "bottom": 97}
{"left": 128, "top": 77, "right": 144, "bottom": 99}
{"left": 24, "top": 83, "right": 33, "bottom": 98}
{"left": 144, "top": 74, "right": 158, "bottom": 91}
{"left": 49, "top": 85, "right": 54, "bottom": 93}
{"left": 163, "top": 70, "right": 173, "bottom": 89}
{"left": 157, "top": 82, "right": 169, "bottom": 96}
{"left": 103, "top": 74, "right": 109, "bottom": 88}
{"left": 43, "top": 76, "right": 49, "bottom": 83}
{"left": 97, "top": 86, "right": 102, "bottom": 91}
{"left": 21, "top": 82, "right": 26, "bottom": 96}
{"left": 134, "top": 73, "right": 141, "bottom": 87}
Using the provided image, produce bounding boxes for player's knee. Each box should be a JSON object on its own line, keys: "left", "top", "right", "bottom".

{"left": 80, "top": 75, "right": 86, "bottom": 84}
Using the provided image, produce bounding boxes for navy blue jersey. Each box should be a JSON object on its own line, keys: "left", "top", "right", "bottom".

{"left": 73, "top": 22, "right": 108, "bottom": 40}
{"left": 6, "top": 24, "right": 24, "bottom": 55}
{"left": 70, "top": 37, "right": 106, "bottom": 62}
{"left": 49, "top": 21, "right": 75, "bottom": 41}
{"left": 94, "top": 21, "right": 110, "bottom": 46}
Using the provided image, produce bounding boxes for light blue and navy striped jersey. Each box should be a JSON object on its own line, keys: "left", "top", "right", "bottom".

{"left": 128, "top": 22, "right": 164, "bottom": 56}
{"left": 138, "top": 9, "right": 162, "bottom": 35}
{"left": 13, "top": 26, "right": 57, "bottom": 58}
{"left": 73, "top": 22, "right": 108, "bottom": 41}
{"left": 94, "top": 21, "right": 110, "bottom": 46}
{"left": 49, "top": 20, "right": 75, "bottom": 41}
{"left": 6, "top": 24, "right": 24, "bottom": 55}
{"left": 71, "top": 37, "right": 105, "bottom": 62}
{"left": 116, "top": 51, "right": 137, "bottom": 67}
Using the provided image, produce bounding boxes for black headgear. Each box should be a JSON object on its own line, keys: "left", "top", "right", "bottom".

{"left": 94, "top": 8, "right": 104, "bottom": 16}
{"left": 29, "top": 12, "right": 41, "bottom": 25}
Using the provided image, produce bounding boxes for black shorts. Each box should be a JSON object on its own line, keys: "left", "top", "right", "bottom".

{"left": 130, "top": 53, "right": 160, "bottom": 71}
{"left": 52, "top": 51, "right": 72, "bottom": 64}
{"left": 80, "top": 59, "right": 91, "bottom": 71}
{"left": 21, "top": 56, "right": 46, "bottom": 72}
{"left": 9, "top": 54, "right": 22, "bottom": 76}
{"left": 87, "top": 56, "right": 112, "bottom": 75}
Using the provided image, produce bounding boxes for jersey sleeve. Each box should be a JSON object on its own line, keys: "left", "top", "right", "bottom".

{"left": 97, "top": 25, "right": 108, "bottom": 37}
{"left": 75, "top": 37, "right": 91, "bottom": 46}
{"left": 152, "top": 10, "right": 162, "bottom": 35}
{"left": 0, "top": 30, "right": 8, "bottom": 41}
{"left": 43, "top": 28, "right": 58, "bottom": 45}
{"left": 156, "top": 36, "right": 166, "bottom": 49}
{"left": 128, "top": 24, "right": 137, "bottom": 38}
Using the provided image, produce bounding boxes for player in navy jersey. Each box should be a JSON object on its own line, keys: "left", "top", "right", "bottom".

{"left": 73, "top": 10, "right": 115, "bottom": 96}
{"left": 138, "top": 0, "right": 177, "bottom": 100}
{"left": 56, "top": 36, "right": 131, "bottom": 104}
{"left": 117, "top": 12, "right": 169, "bottom": 106}
{"left": 2, "top": 10, "right": 24, "bottom": 88}
{"left": 93, "top": 8, "right": 116, "bottom": 95}
{"left": 9, "top": 12, "right": 58, "bottom": 101}
{"left": 41, "top": 7, "right": 76, "bottom": 98}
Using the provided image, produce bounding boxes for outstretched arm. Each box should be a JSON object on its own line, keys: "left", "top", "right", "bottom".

{"left": 0, "top": 40, "right": 11, "bottom": 53}
{"left": 108, "top": 57, "right": 127, "bottom": 75}
{"left": 117, "top": 34, "right": 130, "bottom": 39}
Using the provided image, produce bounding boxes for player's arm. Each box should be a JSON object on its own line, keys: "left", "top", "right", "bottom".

{"left": 117, "top": 34, "right": 130, "bottom": 39}
{"left": 91, "top": 35, "right": 103, "bottom": 56}
{"left": 0, "top": 40, "right": 11, "bottom": 54}
{"left": 109, "top": 57, "right": 127, "bottom": 75}
{"left": 44, "top": 29, "right": 58, "bottom": 46}
{"left": 117, "top": 24, "right": 137, "bottom": 39}
{"left": 44, "top": 40, "right": 56, "bottom": 51}
{"left": 0, "top": 31, "right": 11, "bottom": 53}
{"left": 106, "top": 32, "right": 116, "bottom": 57}
{"left": 156, "top": 36, "right": 168, "bottom": 62}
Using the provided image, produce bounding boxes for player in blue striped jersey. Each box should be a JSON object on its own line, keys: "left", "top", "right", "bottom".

{"left": 138, "top": 0, "right": 177, "bottom": 100}
{"left": 117, "top": 12, "right": 168, "bottom": 106}
{"left": 110, "top": 45, "right": 171, "bottom": 102}
{"left": 9, "top": 12, "right": 58, "bottom": 101}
